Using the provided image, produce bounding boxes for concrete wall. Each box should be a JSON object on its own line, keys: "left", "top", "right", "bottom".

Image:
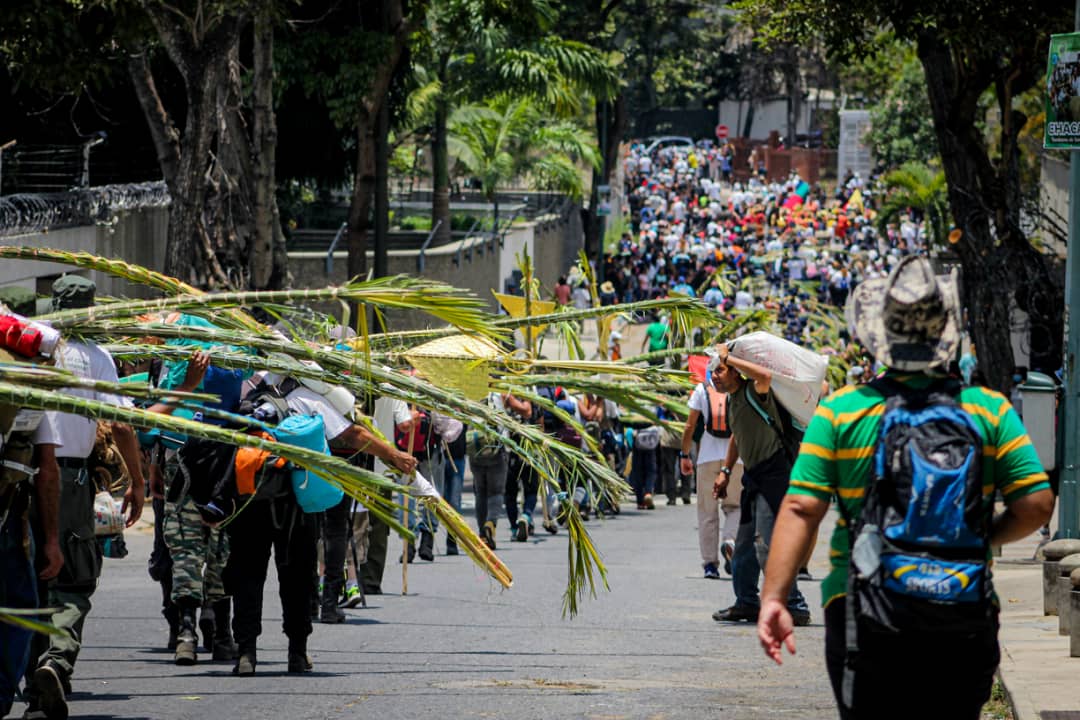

{"left": 0, "top": 206, "right": 168, "bottom": 300}
{"left": 289, "top": 208, "right": 584, "bottom": 330}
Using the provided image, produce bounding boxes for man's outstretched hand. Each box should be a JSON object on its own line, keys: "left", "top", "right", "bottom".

{"left": 758, "top": 598, "right": 797, "bottom": 665}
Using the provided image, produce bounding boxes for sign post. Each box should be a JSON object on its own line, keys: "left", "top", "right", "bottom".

{"left": 1047, "top": 29, "right": 1080, "bottom": 538}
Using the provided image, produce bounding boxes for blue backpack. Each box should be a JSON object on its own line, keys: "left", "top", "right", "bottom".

{"left": 272, "top": 414, "right": 343, "bottom": 514}
{"left": 841, "top": 378, "right": 993, "bottom": 703}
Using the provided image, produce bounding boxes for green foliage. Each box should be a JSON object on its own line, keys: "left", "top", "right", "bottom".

{"left": 448, "top": 95, "right": 600, "bottom": 202}
{"left": 876, "top": 161, "right": 949, "bottom": 248}
{"left": 865, "top": 49, "right": 937, "bottom": 169}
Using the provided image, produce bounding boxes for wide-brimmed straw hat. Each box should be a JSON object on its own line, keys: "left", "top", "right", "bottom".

{"left": 845, "top": 255, "right": 960, "bottom": 371}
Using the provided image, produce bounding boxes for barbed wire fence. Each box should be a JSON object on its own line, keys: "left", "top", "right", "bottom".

{"left": 0, "top": 182, "right": 171, "bottom": 237}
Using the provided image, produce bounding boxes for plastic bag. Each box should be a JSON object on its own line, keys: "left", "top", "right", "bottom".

{"left": 727, "top": 331, "right": 828, "bottom": 428}
{"left": 93, "top": 490, "right": 124, "bottom": 536}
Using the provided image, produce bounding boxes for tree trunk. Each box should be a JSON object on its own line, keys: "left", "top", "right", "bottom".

{"left": 348, "top": 113, "right": 376, "bottom": 281}
{"left": 250, "top": 10, "right": 285, "bottom": 289}
{"left": 126, "top": 50, "right": 180, "bottom": 191}
{"left": 431, "top": 57, "right": 452, "bottom": 246}
{"left": 374, "top": 99, "right": 390, "bottom": 279}
{"left": 916, "top": 31, "right": 1061, "bottom": 391}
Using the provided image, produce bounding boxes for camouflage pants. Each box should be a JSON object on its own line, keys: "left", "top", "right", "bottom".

{"left": 163, "top": 466, "right": 229, "bottom": 608}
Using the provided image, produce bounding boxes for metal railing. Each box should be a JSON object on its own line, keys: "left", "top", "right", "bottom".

{"left": 324, "top": 221, "right": 348, "bottom": 275}
{"left": 0, "top": 181, "right": 171, "bottom": 237}
{"left": 415, "top": 219, "right": 443, "bottom": 273}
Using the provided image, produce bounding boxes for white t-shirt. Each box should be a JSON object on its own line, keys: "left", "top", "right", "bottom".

{"left": 34, "top": 340, "right": 132, "bottom": 458}
{"left": 688, "top": 383, "right": 737, "bottom": 466}
{"left": 285, "top": 385, "right": 352, "bottom": 441}
{"left": 372, "top": 396, "right": 410, "bottom": 476}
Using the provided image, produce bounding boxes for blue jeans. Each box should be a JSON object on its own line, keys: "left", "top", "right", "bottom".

{"left": 403, "top": 455, "right": 445, "bottom": 535}
{"left": 0, "top": 515, "right": 37, "bottom": 707}
{"left": 730, "top": 493, "right": 808, "bottom": 613}
{"left": 443, "top": 456, "right": 464, "bottom": 513}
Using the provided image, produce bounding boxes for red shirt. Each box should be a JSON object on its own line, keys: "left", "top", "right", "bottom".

{"left": 554, "top": 283, "right": 571, "bottom": 306}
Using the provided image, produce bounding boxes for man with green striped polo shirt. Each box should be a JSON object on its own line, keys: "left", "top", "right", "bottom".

{"left": 757, "top": 256, "right": 1053, "bottom": 719}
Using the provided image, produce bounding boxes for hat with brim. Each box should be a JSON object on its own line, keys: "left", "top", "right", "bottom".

{"left": 600, "top": 281, "right": 615, "bottom": 294}
{"left": 846, "top": 255, "right": 960, "bottom": 372}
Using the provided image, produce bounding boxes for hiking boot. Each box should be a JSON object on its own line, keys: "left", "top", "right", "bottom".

{"left": 721, "top": 540, "right": 735, "bottom": 576}
{"left": 33, "top": 661, "right": 68, "bottom": 720}
{"left": 790, "top": 608, "right": 812, "bottom": 627}
{"left": 233, "top": 651, "right": 256, "bottom": 676}
{"left": 174, "top": 614, "right": 198, "bottom": 666}
{"left": 321, "top": 580, "right": 346, "bottom": 623}
{"left": 287, "top": 651, "right": 313, "bottom": 674}
{"left": 198, "top": 606, "right": 215, "bottom": 654}
{"left": 418, "top": 530, "right": 435, "bottom": 561}
{"left": 712, "top": 604, "right": 759, "bottom": 623}
{"left": 212, "top": 636, "right": 239, "bottom": 662}
{"left": 481, "top": 521, "right": 497, "bottom": 551}
{"left": 514, "top": 518, "right": 529, "bottom": 542}
{"left": 211, "top": 598, "right": 236, "bottom": 661}
{"left": 446, "top": 536, "right": 459, "bottom": 556}
{"left": 703, "top": 562, "right": 720, "bottom": 580}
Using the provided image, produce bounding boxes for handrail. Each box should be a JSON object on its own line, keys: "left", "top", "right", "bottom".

{"left": 416, "top": 219, "right": 443, "bottom": 273}
{"left": 324, "top": 221, "right": 348, "bottom": 275}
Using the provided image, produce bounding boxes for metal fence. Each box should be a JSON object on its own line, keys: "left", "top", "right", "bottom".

{"left": 0, "top": 181, "right": 171, "bottom": 237}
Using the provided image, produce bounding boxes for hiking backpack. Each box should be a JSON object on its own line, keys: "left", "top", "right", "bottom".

{"left": 395, "top": 407, "right": 439, "bottom": 460}
{"left": 839, "top": 377, "right": 994, "bottom": 706}
{"left": 702, "top": 384, "right": 732, "bottom": 439}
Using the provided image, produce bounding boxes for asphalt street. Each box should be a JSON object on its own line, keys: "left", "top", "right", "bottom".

{"left": 54, "top": 494, "right": 838, "bottom": 720}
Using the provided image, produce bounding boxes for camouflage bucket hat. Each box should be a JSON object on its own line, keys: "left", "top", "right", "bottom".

{"left": 845, "top": 255, "right": 960, "bottom": 372}
{"left": 52, "top": 275, "right": 96, "bottom": 310}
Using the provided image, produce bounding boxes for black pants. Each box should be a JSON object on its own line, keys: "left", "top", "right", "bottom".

{"left": 322, "top": 495, "right": 351, "bottom": 589}
{"left": 824, "top": 599, "right": 999, "bottom": 720}
{"left": 505, "top": 456, "right": 539, "bottom": 526}
{"left": 224, "top": 497, "right": 318, "bottom": 653}
{"left": 359, "top": 488, "right": 392, "bottom": 592}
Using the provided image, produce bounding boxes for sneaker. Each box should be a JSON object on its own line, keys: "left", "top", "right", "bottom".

{"left": 340, "top": 584, "right": 363, "bottom": 609}
{"left": 790, "top": 608, "right": 812, "bottom": 627}
{"left": 233, "top": 651, "right": 256, "bottom": 676}
{"left": 481, "top": 521, "right": 497, "bottom": 550}
{"left": 34, "top": 662, "right": 68, "bottom": 720}
{"left": 721, "top": 540, "right": 735, "bottom": 576}
{"left": 287, "top": 651, "right": 313, "bottom": 674}
{"left": 712, "top": 604, "right": 759, "bottom": 623}
{"left": 643, "top": 493, "right": 655, "bottom": 510}
{"left": 542, "top": 519, "right": 558, "bottom": 535}
{"left": 703, "top": 563, "right": 720, "bottom": 580}
{"left": 418, "top": 530, "right": 435, "bottom": 562}
{"left": 515, "top": 518, "right": 529, "bottom": 542}
{"left": 797, "top": 567, "right": 813, "bottom": 581}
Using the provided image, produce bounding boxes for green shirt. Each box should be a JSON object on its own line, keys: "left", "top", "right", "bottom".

{"left": 788, "top": 374, "right": 1050, "bottom": 609}
{"left": 728, "top": 382, "right": 783, "bottom": 470}
{"left": 645, "top": 322, "right": 669, "bottom": 352}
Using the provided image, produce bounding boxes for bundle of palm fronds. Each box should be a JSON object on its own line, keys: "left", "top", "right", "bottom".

{"left": 1, "top": 247, "right": 765, "bottom": 613}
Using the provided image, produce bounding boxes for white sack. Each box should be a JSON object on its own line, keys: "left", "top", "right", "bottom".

{"left": 728, "top": 331, "right": 828, "bottom": 428}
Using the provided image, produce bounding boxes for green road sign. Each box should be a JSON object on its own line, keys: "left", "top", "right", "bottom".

{"left": 1046, "top": 32, "right": 1080, "bottom": 149}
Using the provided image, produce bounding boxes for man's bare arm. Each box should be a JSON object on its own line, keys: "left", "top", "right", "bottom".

{"left": 991, "top": 489, "right": 1054, "bottom": 546}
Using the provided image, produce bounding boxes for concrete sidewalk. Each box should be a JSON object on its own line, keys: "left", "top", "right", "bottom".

{"left": 995, "top": 524, "right": 1080, "bottom": 720}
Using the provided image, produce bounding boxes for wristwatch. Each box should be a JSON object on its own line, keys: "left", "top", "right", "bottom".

{"left": 678, "top": 451, "right": 691, "bottom": 459}
{"left": 719, "top": 466, "right": 732, "bottom": 476}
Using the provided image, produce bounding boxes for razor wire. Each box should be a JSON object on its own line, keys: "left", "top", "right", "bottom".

{"left": 0, "top": 182, "right": 171, "bottom": 237}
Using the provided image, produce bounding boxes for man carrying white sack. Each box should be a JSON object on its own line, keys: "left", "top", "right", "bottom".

{"left": 708, "top": 335, "right": 821, "bottom": 627}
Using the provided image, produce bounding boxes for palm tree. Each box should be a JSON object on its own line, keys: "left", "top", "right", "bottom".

{"left": 875, "top": 161, "right": 950, "bottom": 249}
{"left": 412, "top": 0, "right": 618, "bottom": 244}
{"left": 448, "top": 95, "right": 601, "bottom": 238}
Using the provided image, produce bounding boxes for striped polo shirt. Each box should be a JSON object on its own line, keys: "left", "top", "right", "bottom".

{"left": 788, "top": 373, "right": 1050, "bottom": 609}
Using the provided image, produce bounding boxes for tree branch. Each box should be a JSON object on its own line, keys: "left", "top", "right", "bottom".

{"left": 126, "top": 49, "right": 181, "bottom": 189}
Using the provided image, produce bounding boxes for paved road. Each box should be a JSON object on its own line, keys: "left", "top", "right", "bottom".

{"left": 58, "top": 495, "right": 838, "bottom": 720}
